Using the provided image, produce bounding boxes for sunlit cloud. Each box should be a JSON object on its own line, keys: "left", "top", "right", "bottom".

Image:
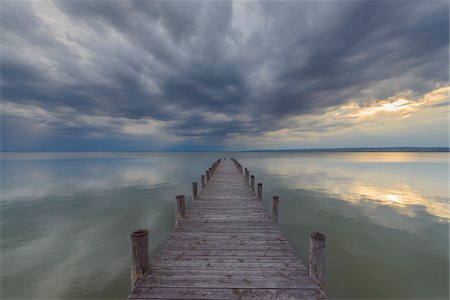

{"left": 347, "top": 85, "right": 449, "bottom": 119}
{"left": 227, "top": 85, "right": 449, "bottom": 149}
{"left": 1, "top": 101, "right": 171, "bottom": 139}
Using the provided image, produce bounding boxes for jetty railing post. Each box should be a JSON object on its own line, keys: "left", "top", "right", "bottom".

{"left": 272, "top": 196, "right": 279, "bottom": 225}
{"left": 175, "top": 195, "right": 185, "bottom": 226}
{"left": 250, "top": 175, "right": 255, "bottom": 191}
{"left": 257, "top": 183, "right": 262, "bottom": 200}
{"left": 206, "top": 170, "right": 209, "bottom": 182}
{"left": 310, "top": 232, "right": 326, "bottom": 290}
{"left": 209, "top": 167, "right": 212, "bottom": 177}
{"left": 130, "top": 229, "right": 150, "bottom": 289}
{"left": 201, "top": 175, "right": 205, "bottom": 188}
{"left": 192, "top": 182, "right": 198, "bottom": 200}
{"left": 244, "top": 168, "right": 248, "bottom": 179}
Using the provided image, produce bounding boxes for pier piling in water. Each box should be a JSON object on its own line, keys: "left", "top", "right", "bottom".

{"left": 130, "top": 229, "right": 150, "bottom": 289}
{"left": 192, "top": 182, "right": 198, "bottom": 200}
{"left": 272, "top": 196, "right": 279, "bottom": 225}
{"left": 310, "top": 232, "right": 326, "bottom": 290}
{"left": 257, "top": 183, "right": 262, "bottom": 200}
{"left": 175, "top": 195, "right": 185, "bottom": 226}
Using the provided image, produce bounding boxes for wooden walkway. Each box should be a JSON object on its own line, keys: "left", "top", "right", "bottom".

{"left": 128, "top": 158, "right": 326, "bottom": 299}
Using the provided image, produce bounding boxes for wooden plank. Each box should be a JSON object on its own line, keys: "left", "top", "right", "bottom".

{"left": 135, "top": 276, "right": 319, "bottom": 289}
{"left": 150, "top": 269, "right": 308, "bottom": 278}
{"left": 150, "top": 261, "right": 307, "bottom": 271}
{"left": 129, "top": 287, "right": 326, "bottom": 300}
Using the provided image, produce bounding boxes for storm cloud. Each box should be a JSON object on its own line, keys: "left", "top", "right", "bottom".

{"left": 1, "top": 0, "right": 448, "bottom": 150}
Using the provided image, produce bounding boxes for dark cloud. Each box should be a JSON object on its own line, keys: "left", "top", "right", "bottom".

{"left": 1, "top": 0, "right": 448, "bottom": 150}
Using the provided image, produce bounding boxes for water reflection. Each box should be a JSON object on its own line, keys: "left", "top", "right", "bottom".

{"left": 1, "top": 152, "right": 448, "bottom": 299}
{"left": 242, "top": 152, "right": 449, "bottom": 222}
{"left": 1, "top": 152, "right": 226, "bottom": 299}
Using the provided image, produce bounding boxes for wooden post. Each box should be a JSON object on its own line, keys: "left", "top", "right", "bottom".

{"left": 310, "top": 232, "right": 326, "bottom": 290}
{"left": 201, "top": 175, "right": 205, "bottom": 188}
{"left": 206, "top": 170, "right": 209, "bottom": 181}
{"left": 257, "top": 183, "right": 262, "bottom": 200}
{"left": 175, "top": 195, "right": 185, "bottom": 226}
{"left": 209, "top": 167, "right": 213, "bottom": 177}
{"left": 192, "top": 182, "right": 198, "bottom": 200}
{"left": 250, "top": 175, "right": 255, "bottom": 191}
{"left": 244, "top": 168, "right": 248, "bottom": 178}
{"left": 130, "top": 229, "right": 150, "bottom": 288}
{"left": 272, "top": 196, "right": 279, "bottom": 225}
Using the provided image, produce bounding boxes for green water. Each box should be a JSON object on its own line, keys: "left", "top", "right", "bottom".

{"left": 1, "top": 152, "right": 448, "bottom": 299}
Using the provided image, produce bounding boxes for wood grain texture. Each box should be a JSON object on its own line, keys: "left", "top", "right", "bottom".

{"left": 128, "top": 159, "right": 325, "bottom": 299}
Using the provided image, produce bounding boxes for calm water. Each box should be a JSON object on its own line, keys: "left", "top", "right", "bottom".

{"left": 1, "top": 152, "right": 448, "bottom": 299}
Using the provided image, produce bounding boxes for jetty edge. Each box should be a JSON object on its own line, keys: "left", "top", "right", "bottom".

{"left": 128, "top": 157, "right": 327, "bottom": 299}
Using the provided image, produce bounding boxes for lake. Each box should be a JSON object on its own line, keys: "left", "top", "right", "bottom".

{"left": 1, "top": 152, "right": 448, "bottom": 299}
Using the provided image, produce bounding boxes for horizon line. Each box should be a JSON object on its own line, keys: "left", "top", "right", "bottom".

{"left": 1, "top": 146, "right": 449, "bottom": 153}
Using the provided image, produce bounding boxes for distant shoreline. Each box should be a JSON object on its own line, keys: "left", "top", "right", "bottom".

{"left": 241, "top": 147, "right": 450, "bottom": 153}
{"left": 1, "top": 147, "right": 449, "bottom": 153}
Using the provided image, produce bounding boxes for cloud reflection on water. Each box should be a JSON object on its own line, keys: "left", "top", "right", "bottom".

{"left": 255, "top": 153, "right": 449, "bottom": 222}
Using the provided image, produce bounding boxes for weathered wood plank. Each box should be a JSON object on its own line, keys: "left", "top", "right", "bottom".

{"left": 150, "top": 261, "right": 307, "bottom": 271}
{"left": 135, "top": 276, "right": 319, "bottom": 289}
{"left": 129, "top": 287, "right": 326, "bottom": 300}
{"left": 150, "top": 269, "right": 308, "bottom": 278}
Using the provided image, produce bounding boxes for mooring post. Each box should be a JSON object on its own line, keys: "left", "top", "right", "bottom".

{"left": 244, "top": 168, "right": 248, "bottom": 178}
{"left": 310, "top": 232, "right": 326, "bottom": 290}
{"left": 209, "top": 167, "right": 213, "bottom": 177}
{"left": 272, "top": 196, "right": 279, "bottom": 225}
{"left": 175, "top": 195, "right": 185, "bottom": 226}
{"left": 130, "top": 229, "right": 150, "bottom": 289}
{"left": 201, "top": 175, "right": 205, "bottom": 188}
{"left": 250, "top": 175, "right": 255, "bottom": 191}
{"left": 257, "top": 183, "right": 262, "bottom": 200}
{"left": 206, "top": 170, "right": 209, "bottom": 181}
{"left": 192, "top": 182, "right": 198, "bottom": 200}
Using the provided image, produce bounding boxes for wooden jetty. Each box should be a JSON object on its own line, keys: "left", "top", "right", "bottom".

{"left": 128, "top": 158, "right": 326, "bottom": 299}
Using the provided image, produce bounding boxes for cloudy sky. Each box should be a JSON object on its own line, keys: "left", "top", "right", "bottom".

{"left": 1, "top": 0, "right": 448, "bottom": 151}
